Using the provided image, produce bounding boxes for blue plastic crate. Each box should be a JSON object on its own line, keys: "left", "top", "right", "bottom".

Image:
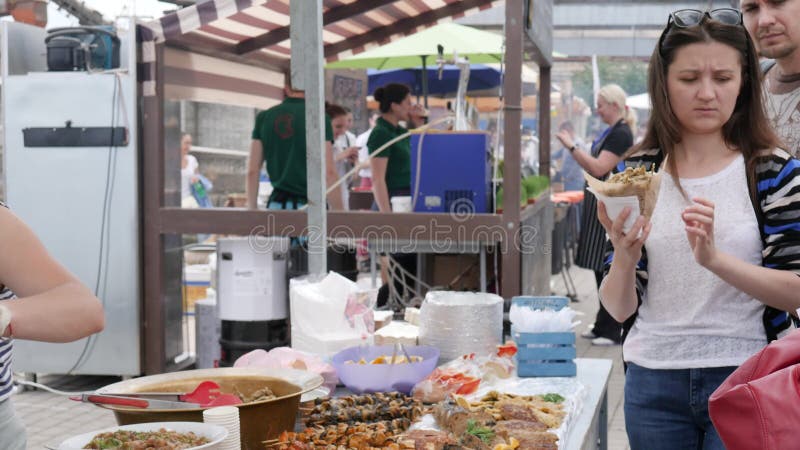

{"left": 512, "top": 296, "right": 577, "bottom": 377}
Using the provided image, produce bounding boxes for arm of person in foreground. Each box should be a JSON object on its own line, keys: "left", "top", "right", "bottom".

{"left": 370, "top": 157, "right": 391, "bottom": 213}
{"left": 325, "top": 141, "right": 344, "bottom": 210}
{"left": 246, "top": 139, "right": 264, "bottom": 210}
{"left": 0, "top": 208, "right": 103, "bottom": 342}
{"left": 598, "top": 204, "right": 652, "bottom": 322}
{"left": 683, "top": 197, "right": 800, "bottom": 314}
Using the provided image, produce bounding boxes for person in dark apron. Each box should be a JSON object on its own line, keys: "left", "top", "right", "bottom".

{"left": 556, "top": 83, "right": 635, "bottom": 345}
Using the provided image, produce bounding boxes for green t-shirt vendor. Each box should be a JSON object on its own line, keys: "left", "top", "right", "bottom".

{"left": 367, "top": 83, "right": 427, "bottom": 212}
{"left": 247, "top": 71, "right": 343, "bottom": 210}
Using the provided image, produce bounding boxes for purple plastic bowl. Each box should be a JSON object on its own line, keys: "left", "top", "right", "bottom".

{"left": 331, "top": 345, "right": 440, "bottom": 394}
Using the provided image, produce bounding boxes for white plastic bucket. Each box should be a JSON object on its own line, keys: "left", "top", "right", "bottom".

{"left": 390, "top": 196, "right": 412, "bottom": 212}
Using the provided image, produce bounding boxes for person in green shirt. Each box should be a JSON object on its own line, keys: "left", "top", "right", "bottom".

{"left": 246, "top": 71, "right": 343, "bottom": 210}
{"left": 367, "top": 83, "right": 426, "bottom": 212}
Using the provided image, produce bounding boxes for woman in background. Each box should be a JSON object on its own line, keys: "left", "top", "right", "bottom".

{"left": 367, "top": 83, "right": 426, "bottom": 212}
{"left": 180, "top": 133, "right": 200, "bottom": 206}
{"left": 326, "top": 103, "right": 359, "bottom": 210}
{"left": 367, "top": 83, "right": 425, "bottom": 307}
{"left": 556, "top": 84, "right": 636, "bottom": 345}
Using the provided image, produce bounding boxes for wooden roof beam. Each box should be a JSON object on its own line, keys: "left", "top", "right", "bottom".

{"left": 236, "top": 0, "right": 398, "bottom": 55}
{"left": 323, "top": 0, "right": 494, "bottom": 60}
{"left": 168, "top": 34, "right": 289, "bottom": 71}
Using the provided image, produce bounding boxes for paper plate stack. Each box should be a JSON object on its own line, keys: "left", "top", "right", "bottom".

{"left": 419, "top": 291, "right": 503, "bottom": 361}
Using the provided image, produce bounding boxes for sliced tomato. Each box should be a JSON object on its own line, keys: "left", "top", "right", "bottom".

{"left": 455, "top": 377, "right": 481, "bottom": 395}
{"left": 497, "top": 343, "right": 518, "bottom": 357}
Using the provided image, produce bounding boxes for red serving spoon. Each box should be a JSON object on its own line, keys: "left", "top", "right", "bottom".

{"left": 104, "top": 380, "right": 241, "bottom": 407}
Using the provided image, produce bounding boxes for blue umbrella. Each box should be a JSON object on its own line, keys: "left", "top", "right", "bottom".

{"left": 367, "top": 64, "right": 502, "bottom": 97}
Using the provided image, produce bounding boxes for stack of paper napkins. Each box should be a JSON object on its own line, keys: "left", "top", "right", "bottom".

{"left": 374, "top": 321, "right": 419, "bottom": 346}
{"left": 290, "top": 272, "right": 374, "bottom": 356}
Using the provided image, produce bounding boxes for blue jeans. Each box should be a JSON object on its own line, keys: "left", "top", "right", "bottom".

{"left": 625, "top": 362, "right": 736, "bottom": 450}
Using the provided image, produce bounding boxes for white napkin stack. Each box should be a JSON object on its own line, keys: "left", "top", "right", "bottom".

{"left": 203, "top": 406, "right": 241, "bottom": 450}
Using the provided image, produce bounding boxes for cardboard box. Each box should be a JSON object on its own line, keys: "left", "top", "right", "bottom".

{"left": 425, "top": 253, "right": 496, "bottom": 292}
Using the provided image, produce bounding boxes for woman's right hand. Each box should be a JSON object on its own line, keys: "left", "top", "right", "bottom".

{"left": 597, "top": 202, "right": 651, "bottom": 269}
{"left": 345, "top": 146, "right": 360, "bottom": 163}
{"left": 336, "top": 147, "right": 359, "bottom": 163}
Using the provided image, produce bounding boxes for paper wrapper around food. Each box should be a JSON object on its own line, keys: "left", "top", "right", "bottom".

{"left": 584, "top": 170, "right": 662, "bottom": 220}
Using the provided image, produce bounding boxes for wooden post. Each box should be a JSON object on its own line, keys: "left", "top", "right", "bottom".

{"left": 142, "top": 44, "right": 166, "bottom": 375}
{"left": 501, "top": 0, "right": 524, "bottom": 298}
{"left": 539, "top": 65, "right": 551, "bottom": 177}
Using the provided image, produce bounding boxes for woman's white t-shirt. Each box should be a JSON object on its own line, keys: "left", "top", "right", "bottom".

{"left": 624, "top": 154, "right": 767, "bottom": 369}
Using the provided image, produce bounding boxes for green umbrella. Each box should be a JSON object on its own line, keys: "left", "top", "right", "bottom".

{"left": 327, "top": 22, "right": 565, "bottom": 107}
{"left": 328, "top": 22, "right": 506, "bottom": 107}
{"left": 327, "top": 22, "right": 505, "bottom": 70}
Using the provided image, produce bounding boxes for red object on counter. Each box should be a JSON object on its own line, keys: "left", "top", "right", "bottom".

{"left": 432, "top": 371, "right": 481, "bottom": 396}
{"left": 104, "top": 380, "right": 225, "bottom": 405}
{"left": 496, "top": 342, "right": 518, "bottom": 358}
{"left": 551, "top": 191, "right": 584, "bottom": 204}
{"left": 71, "top": 394, "right": 202, "bottom": 409}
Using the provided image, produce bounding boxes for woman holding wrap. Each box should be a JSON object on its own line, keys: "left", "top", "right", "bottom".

{"left": 597, "top": 8, "right": 800, "bottom": 449}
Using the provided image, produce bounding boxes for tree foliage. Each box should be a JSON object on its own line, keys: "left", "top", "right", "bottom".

{"left": 571, "top": 58, "right": 648, "bottom": 108}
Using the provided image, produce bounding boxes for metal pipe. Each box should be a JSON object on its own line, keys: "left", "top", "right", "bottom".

{"left": 292, "top": 0, "right": 327, "bottom": 275}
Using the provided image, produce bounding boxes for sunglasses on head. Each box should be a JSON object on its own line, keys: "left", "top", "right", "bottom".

{"left": 669, "top": 8, "right": 742, "bottom": 28}
{"left": 658, "top": 8, "right": 743, "bottom": 54}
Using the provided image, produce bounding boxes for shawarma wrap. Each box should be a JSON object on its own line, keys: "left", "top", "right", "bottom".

{"left": 585, "top": 165, "right": 662, "bottom": 219}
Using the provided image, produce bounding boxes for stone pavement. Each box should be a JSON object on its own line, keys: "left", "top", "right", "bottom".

{"left": 11, "top": 265, "right": 629, "bottom": 449}
{"left": 554, "top": 266, "right": 630, "bottom": 450}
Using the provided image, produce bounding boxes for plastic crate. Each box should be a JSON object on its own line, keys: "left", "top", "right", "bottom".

{"left": 512, "top": 296, "right": 577, "bottom": 377}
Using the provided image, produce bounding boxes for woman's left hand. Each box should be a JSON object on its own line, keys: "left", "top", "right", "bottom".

{"left": 682, "top": 197, "right": 718, "bottom": 268}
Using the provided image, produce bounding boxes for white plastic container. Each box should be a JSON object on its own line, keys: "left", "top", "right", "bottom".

{"left": 216, "top": 237, "right": 289, "bottom": 321}
{"left": 183, "top": 264, "right": 212, "bottom": 311}
{"left": 390, "top": 196, "right": 413, "bottom": 212}
{"left": 195, "top": 297, "right": 220, "bottom": 369}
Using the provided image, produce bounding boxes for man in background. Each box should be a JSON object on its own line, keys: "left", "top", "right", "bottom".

{"left": 742, "top": 0, "right": 800, "bottom": 156}
{"left": 246, "top": 71, "right": 343, "bottom": 210}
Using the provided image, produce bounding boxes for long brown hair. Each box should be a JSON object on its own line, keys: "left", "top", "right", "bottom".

{"left": 633, "top": 15, "right": 781, "bottom": 201}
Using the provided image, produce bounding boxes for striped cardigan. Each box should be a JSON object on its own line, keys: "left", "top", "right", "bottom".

{"left": 0, "top": 201, "right": 16, "bottom": 403}
{"left": 603, "top": 147, "right": 800, "bottom": 343}
{"left": 0, "top": 286, "right": 16, "bottom": 403}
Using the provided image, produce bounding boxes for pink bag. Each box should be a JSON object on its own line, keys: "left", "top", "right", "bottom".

{"left": 708, "top": 329, "right": 800, "bottom": 450}
{"left": 234, "top": 347, "right": 338, "bottom": 393}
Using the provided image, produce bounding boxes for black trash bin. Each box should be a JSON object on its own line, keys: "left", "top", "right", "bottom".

{"left": 219, "top": 319, "right": 288, "bottom": 367}
{"left": 287, "top": 241, "right": 358, "bottom": 282}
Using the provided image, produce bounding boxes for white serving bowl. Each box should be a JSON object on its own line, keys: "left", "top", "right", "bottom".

{"left": 57, "top": 421, "right": 228, "bottom": 450}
